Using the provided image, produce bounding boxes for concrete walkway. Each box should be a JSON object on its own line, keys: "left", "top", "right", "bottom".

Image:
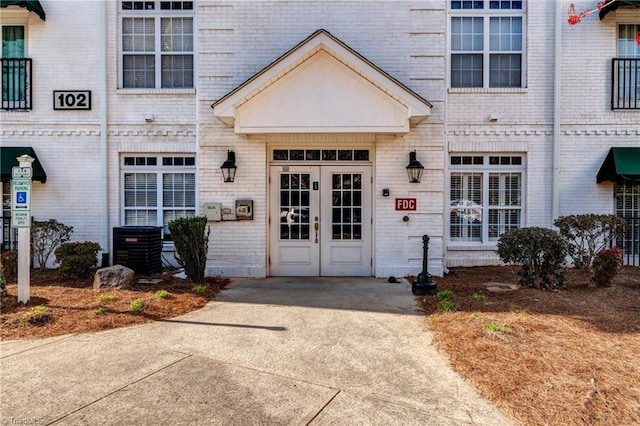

{"left": 1, "top": 278, "right": 513, "bottom": 425}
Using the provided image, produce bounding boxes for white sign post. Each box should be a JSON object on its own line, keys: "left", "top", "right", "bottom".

{"left": 12, "top": 155, "right": 34, "bottom": 304}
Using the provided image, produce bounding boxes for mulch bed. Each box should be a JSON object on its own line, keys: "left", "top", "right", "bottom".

{"left": 1, "top": 268, "right": 229, "bottom": 340}
{"left": 418, "top": 266, "right": 640, "bottom": 426}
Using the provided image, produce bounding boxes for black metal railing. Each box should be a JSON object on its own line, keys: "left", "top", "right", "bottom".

{"left": 1, "top": 58, "right": 32, "bottom": 110}
{"left": 616, "top": 217, "right": 640, "bottom": 267}
{"left": 1, "top": 214, "right": 18, "bottom": 252}
{"left": 611, "top": 58, "right": 640, "bottom": 110}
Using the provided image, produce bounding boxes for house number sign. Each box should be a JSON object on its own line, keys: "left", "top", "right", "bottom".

{"left": 53, "top": 91, "right": 91, "bottom": 110}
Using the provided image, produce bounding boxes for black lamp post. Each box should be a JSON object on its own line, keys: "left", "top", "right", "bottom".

{"left": 412, "top": 235, "right": 438, "bottom": 296}
{"left": 406, "top": 150, "right": 424, "bottom": 183}
{"left": 220, "top": 150, "right": 237, "bottom": 183}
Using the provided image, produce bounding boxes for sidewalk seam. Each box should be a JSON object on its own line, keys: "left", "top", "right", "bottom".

{"left": 0, "top": 334, "right": 77, "bottom": 360}
{"left": 46, "top": 353, "right": 192, "bottom": 425}
{"left": 305, "top": 390, "right": 340, "bottom": 425}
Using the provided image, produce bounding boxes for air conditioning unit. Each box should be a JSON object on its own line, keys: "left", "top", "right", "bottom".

{"left": 113, "top": 226, "right": 162, "bottom": 274}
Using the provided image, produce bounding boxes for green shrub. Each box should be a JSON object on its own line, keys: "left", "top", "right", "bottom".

{"left": 436, "top": 290, "right": 455, "bottom": 311}
{"left": 155, "top": 289, "right": 170, "bottom": 299}
{"left": 554, "top": 214, "right": 626, "bottom": 269}
{"left": 99, "top": 294, "right": 117, "bottom": 303}
{"left": 192, "top": 284, "right": 208, "bottom": 295}
{"left": 471, "top": 293, "right": 486, "bottom": 302}
{"left": 438, "top": 299, "right": 456, "bottom": 312}
{"left": 130, "top": 299, "right": 145, "bottom": 313}
{"left": 591, "top": 247, "right": 623, "bottom": 287}
{"left": 18, "top": 305, "right": 53, "bottom": 325}
{"left": 168, "top": 216, "right": 210, "bottom": 284}
{"left": 1, "top": 250, "right": 18, "bottom": 285}
{"left": 54, "top": 241, "right": 101, "bottom": 279}
{"left": 95, "top": 306, "right": 107, "bottom": 315}
{"left": 496, "top": 227, "right": 567, "bottom": 290}
{"left": 437, "top": 289, "right": 454, "bottom": 301}
{"left": 484, "top": 321, "right": 509, "bottom": 335}
{"left": 31, "top": 219, "right": 73, "bottom": 270}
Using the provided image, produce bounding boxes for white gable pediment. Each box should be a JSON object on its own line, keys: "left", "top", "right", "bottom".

{"left": 213, "top": 30, "right": 432, "bottom": 135}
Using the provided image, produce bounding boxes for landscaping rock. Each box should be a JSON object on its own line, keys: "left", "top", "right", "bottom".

{"left": 93, "top": 265, "right": 136, "bottom": 290}
{"left": 483, "top": 282, "right": 520, "bottom": 292}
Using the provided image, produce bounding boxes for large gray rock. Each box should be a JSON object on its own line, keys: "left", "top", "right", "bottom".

{"left": 93, "top": 265, "right": 136, "bottom": 290}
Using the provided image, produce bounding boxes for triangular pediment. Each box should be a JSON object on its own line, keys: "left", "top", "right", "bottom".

{"left": 212, "top": 29, "right": 432, "bottom": 135}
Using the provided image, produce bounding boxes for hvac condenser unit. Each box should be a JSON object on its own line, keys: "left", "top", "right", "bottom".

{"left": 112, "top": 226, "right": 162, "bottom": 274}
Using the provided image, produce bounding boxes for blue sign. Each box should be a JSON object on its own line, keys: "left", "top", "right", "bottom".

{"left": 15, "top": 191, "right": 27, "bottom": 205}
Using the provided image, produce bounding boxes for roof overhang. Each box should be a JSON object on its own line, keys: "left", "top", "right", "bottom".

{"left": 212, "top": 29, "right": 432, "bottom": 136}
{"left": 1, "top": 147, "right": 47, "bottom": 183}
{"left": 597, "top": 147, "right": 640, "bottom": 183}
{"left": 0, "top": 0, "right": 46, "bottom": 21}
{"left": 599, "top": 0, "right": 640, "bottom": 19}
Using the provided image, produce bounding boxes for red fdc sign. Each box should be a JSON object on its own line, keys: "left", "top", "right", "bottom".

{"left": 395, "top": 198, "right": 416, "bottom": 211}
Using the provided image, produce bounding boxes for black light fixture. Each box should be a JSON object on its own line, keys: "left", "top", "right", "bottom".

{"left": 220, "top": 150, "right": 237, "bottom": 183}
{"left": 406, "top": 150, "right": 424, "bottom": 183}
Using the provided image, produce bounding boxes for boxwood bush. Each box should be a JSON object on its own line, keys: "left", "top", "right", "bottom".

{"left": 54, "top": 241, "right": 101, "bottom": 279}
{"left": 496, "top": 227, "right": 568, "bottom": 290}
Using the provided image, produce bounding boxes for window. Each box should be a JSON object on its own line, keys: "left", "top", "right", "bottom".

{"left": 450, "top": 1, "right": 525, "bottom": 88}
{"left": 612, "top": 24, "right": 640, "bottom": 109}
{"left": 121, "top": 1, "right": 194, "bottom": 89}
{"left": 616, "top": 180, "right": 640, "bottom": 265}
{"left": 449, "top": 155, "right": 524, "bottom": 243}
{"left": 272, "top": 149, "right": 370, "bottom": 162}
{"left": 2, "top": 25, "right": 31, "bottom": 109}
{"left": 122, "top": 155, "right": 196, "bottom": 241}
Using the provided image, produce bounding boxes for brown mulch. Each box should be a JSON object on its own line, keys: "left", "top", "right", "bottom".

{"left": 418, "top": 266, "right": 640, "bottom": 426}
{"left": 1, "top": 268, "right": 229, "bottom": 341}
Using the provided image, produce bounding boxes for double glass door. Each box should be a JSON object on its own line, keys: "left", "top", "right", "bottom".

{"left": 269, "top": 165, "right": 371, "bottom": 276}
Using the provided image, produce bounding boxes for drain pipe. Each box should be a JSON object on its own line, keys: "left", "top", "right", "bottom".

{"left": 552, "top": 0, "right": 562, "bottom": 224}
{"left": 100, "top": 0, "right": 109, "bottom": 266}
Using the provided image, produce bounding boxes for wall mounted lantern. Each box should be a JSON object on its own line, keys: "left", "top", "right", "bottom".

{"left": 406, "top": 150, "right": 424, "bottom": 183}
{"left": 220, "top": 150, "right": 237, "bottom": 183}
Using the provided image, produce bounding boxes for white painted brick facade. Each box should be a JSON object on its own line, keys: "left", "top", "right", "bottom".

{"left": 1, "top": 1, "right": 638, "bottom": 277}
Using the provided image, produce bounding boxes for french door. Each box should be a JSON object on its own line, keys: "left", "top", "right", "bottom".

{"left": 269, "top": 165, "right": 372, "bottom": 276}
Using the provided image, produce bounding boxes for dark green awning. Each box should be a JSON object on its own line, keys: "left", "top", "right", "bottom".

{"left": 1, "top": 147, "right": 47, "bottom": 183}
{"left": 597, "top": 147, "right": 640, "bottom": 183}
{"left": 0, "top": 0, "right": 46, "bottom": 21}
{"left": 599, "top": 0, "right": 640, "bottom": 19}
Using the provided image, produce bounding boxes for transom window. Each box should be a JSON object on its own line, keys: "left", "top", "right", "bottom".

{"left": 272, "top": 149, "right": 370, "bottom": 162}
{"left": 120, "top": 1, "right": 194, "bottom": 89}
{"left": 450, "top": 1, "right": 525, "bottom": 88}
{"left": 449, "top": 154, "right": 524, "bottom": 243}
{"left": 122, "top": 155, "right": 196, "bottom": 241}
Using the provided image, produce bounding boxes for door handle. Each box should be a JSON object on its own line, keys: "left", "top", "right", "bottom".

{"left": 314, "top": 217, "right": 319, "bottom": 244}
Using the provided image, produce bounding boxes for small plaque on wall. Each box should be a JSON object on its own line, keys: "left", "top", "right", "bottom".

{"left": 53, "top": 91, "right": 91, "bottom": 110}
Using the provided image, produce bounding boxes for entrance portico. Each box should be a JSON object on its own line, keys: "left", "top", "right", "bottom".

{"left": 211, "top": 29, "right": 434, "bottom": 277}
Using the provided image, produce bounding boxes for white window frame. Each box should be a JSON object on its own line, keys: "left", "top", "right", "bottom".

{"left": 616, "top": 23, "right": 640, "bottom": 105}
{"left": 448, "top": 1, "right": 526, "bottom": 90}
{"left": 448, "top": 154, "right": 525, "bottom": 245}
{"left": 119, "top": 0, "right": 195, "bottom": 90}
{"left": 121, "top": 155, "right": 196, "bottom": 242}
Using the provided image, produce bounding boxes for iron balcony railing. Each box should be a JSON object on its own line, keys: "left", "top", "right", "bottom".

{"left": 611, "top": 58, "right": 640, "bottom": 110}
{"left": 1, "top": 58, "right": 32, "bottom": 110}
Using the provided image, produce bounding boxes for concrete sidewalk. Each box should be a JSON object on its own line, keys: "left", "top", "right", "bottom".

{"left": 1, "top": 278, "right": 513, "bottom": 425}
